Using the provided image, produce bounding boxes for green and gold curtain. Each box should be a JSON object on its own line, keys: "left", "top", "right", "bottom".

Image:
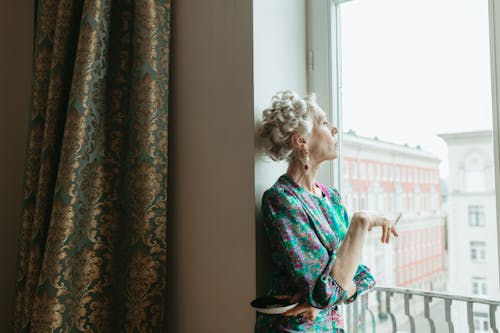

{"left": 13, "top": 0, "right": 170, "bottom": 331}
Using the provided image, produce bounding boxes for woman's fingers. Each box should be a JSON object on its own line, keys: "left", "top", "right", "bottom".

{"left": 282, "top": 303, "right": 306, "bottom": 317}
{"left": 356, "top": 211, "right": 399, "bottom": 243}
{"left": 379, "top": 220, "right": 388, "bottom": 243}
{"left": 282, "top": 303, "right": 319, "bottom": 322}
{"left": 302, "top": 309, "right": 319, "bottom": 321}
{"left": 383, "top": 222, "right": 390, "bottom": 243}
{"left": 391, "top": 226, "right": 399, "bottom": 237}
{"left": 382, "top": 224, "right": 399, "bottom": 243}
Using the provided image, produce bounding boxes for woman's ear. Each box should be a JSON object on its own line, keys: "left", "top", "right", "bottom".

{"left": 291, "top": 133, "right": 308, "bottom": 150}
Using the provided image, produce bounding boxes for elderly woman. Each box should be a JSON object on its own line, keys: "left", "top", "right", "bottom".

{"left": 255, "top": 91, "right": 398, "bottom": 332}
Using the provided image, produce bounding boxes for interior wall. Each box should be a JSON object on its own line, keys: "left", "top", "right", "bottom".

{"left": 166, "top": 0, "right": 256, "bottom": 332}
{"left": 253, "top": 0, "right": 308, "bottom": 296}
{"left": 0, "top": 1, "right": 34, "bottom": 331}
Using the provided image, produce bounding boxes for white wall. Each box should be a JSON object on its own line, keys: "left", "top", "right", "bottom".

{"left": 253, "top": 0, "right": 308, "bottom": 296}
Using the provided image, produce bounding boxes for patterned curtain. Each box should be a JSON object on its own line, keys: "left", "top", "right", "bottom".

{"left": 13, "top": 0, "right": 170, "bottom": 331}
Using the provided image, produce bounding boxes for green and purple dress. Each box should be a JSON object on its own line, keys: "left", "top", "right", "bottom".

{"left": 254, "top": 174, "right": 375, "bottom": 332}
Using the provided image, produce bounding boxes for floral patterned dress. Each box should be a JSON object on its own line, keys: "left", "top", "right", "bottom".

{"left": 254, "top": 174, "right": 376, "bottom": 332}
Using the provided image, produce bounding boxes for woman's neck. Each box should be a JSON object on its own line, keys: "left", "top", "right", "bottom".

{"left": 286, "top": 158, "right": 321, "bottom": 194}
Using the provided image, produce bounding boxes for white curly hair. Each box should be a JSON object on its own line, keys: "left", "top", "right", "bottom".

{"left": 258, "top": 90, "right": 317, "bottom": 161}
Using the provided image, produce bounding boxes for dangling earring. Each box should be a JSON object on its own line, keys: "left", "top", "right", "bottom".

{"left": 304, "top": 150, "right": 310, "bottom": 174}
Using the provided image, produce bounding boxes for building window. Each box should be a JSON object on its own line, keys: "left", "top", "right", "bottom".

{"left": 468, "top": 205, "right": 485, "bottom": 226}
{"left": 360, "top": 195, "right": 366, "bottom": 210}
{"left": 368, "top": 163, "right": 374, "bottom": 180}
{"left": 470, "top": 241, "right": 486, "bottom": 262}
{"left": 473, "top": 312, "right": 489, "bottom": 331}
{"left": 472, "top": 277, "right": 487, "bottom": 296}
{"left": 360, "top": 162, "right": 366, "bottom": 179}
{"left": 368, "top": 193, "right": 376, "bottom": 210}
{"left": 344, "top": 161, "right": 350, "bottom": 178}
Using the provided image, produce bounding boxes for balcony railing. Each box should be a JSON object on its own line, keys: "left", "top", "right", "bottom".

{"left": 342, "top": 286, "right": 500, "bottom": 333}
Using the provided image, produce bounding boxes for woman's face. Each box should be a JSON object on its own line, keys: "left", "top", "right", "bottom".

{"left": 307, "top": 106, "right": 338, "bottom": 163}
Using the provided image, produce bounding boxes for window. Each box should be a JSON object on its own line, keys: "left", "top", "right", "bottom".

{"left": 470, "top": 241, "right": 486, "bottom": 262}
{"left": 472, "top": 277, "right": 487, "bottom": 296}
{"left": 360, "top": 195, "right": 366, "bottom": 210}
{"left": 309, "top": 0, "right": 500, "bottom": 321}
{"left": 473, "top": 312, "right": 489, "bottom": 332}
{"left": 368, "top": 193, "right": 376, "bottom": 210}
{"left": 352, "top": 162, "right": 358, "bottom": 179}
{"left": 352, "top": 194, "right": 358, "bottom": 211}
{"left": 469, "top": 205, "right": 485, "bottom": 227}
{"left": 359, "top": 162, "right": 366, "bottom": 179}
{"left": 344, "top": 161, "right": 350, "bottom": 178}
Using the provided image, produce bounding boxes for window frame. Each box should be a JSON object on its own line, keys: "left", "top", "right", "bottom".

{"left": 468, "top": 205, "right": 486, "bottom": 227}
{"left": 489, "top": 0, "right": 500, "bottom": 279}
{"left": 470, "top": 241, "right": 487, "bottom": 263}
{"left": 472, "top": 277, "right": 488, "bottom": 296}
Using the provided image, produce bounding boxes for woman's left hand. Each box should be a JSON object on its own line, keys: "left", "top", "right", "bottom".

{"left": 282, "top": 302, "right": 320, "bottom": 321}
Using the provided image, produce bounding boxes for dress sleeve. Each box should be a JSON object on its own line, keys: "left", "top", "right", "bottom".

{"left": 344, "top": 264, "right": 376, "bottom": 304}
{"left": 262, "top": 189, "right": 349, "bottom": 309}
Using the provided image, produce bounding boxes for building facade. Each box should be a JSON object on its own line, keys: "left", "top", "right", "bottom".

{"left": 439, "top": 130, "right": 499, "bottom": 332}
{"left": 341, "top": 131, "right": 447, "bottom": 292}
{"left": 339, "top": 132, "right": 447, "bottom": 331}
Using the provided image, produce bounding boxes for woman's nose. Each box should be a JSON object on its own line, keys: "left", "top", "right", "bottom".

{"left": 331, "top": 126, "right": 338, "bottom": 135}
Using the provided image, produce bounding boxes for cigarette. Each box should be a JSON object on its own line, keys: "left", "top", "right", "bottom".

{"left": 393, "top": 213, "right": 402, "bottom": 226}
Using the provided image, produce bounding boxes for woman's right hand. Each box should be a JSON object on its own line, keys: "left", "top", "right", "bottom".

{"left": 352, "top": 210, "right": 399, "bottom": 243}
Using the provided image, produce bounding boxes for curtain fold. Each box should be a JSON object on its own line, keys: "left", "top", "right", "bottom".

{"left": 13, "top": 0, "right": 170, "bottom": 331}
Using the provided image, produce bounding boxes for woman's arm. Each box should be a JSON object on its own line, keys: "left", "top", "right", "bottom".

{"left": 332, "top": 211, "right": 398, "bottom": 297}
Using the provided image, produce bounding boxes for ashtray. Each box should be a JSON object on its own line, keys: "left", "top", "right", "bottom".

{"left": 250, "top": 295, "right": 299, "bottom": 315}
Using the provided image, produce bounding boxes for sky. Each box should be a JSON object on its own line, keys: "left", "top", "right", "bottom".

{"left": 339, "top": 0, "right": 493, "bottom": 178}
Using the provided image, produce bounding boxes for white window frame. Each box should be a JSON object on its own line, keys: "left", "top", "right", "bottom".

{"left": 469, "top": 205, "right": 486, "bottom": 227}
{"left": 472, "top": 277, "right": 488, "bottom": 296}
{"left": 471, "top": 241, "right": 487, "bottom": 263}
{"left": 489, "top": 0, "right": 500, "bottom": 280}
{"left": 473, "top": 311, "right": 489, "bottom": 332}
{"left": 308, "top": 0, "right": 500, "bottom": 286}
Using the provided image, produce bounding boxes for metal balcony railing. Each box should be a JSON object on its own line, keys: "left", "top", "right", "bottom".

{"left": 342, "top": 286, "right": 500, "bottom": 333}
